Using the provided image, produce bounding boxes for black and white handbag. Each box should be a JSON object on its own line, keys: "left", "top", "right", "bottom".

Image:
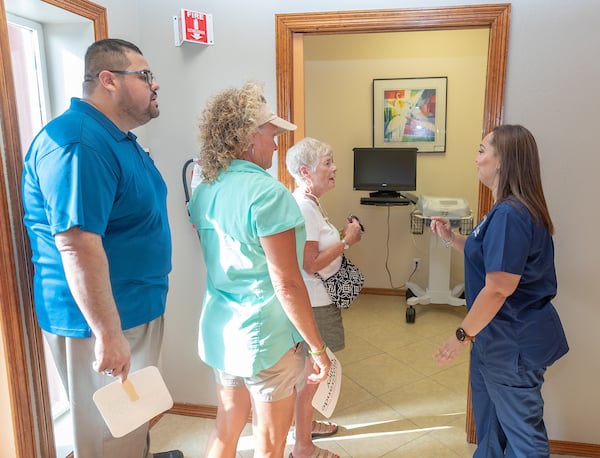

{"left": 315, "top": 254, "right": 364, "bottom": 308}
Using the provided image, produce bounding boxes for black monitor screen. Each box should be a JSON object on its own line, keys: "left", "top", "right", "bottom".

{"left": 353, "top": 147, "right": 417, "bottom": 195}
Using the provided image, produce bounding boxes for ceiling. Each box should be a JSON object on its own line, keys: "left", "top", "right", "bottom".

{"left": 5, "top": 0, "right": 89, "bottom": 24}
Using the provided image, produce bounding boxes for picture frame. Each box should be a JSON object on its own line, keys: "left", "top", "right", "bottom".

{"left": 373, "top": 77, "right": 447, "bottom": 153}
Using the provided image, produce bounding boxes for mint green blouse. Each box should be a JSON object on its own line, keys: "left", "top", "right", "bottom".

{"left": 188, "top": 160, "right": 305, "bottom": 376}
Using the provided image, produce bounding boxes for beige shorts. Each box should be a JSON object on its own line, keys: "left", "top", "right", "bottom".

{"left": 213, "top": 343, "right": 305, "bottom": 402}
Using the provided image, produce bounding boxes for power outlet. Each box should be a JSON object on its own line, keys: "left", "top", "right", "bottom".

{"left": 412, "top": 257, "right": 421, "bottom": 271}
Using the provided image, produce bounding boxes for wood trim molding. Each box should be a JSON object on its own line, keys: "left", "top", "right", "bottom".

{"left": 0, "top": 1, "right": 107, "bottom": 456}
{"left": 169, "top": 402, "right": 218, "bottom": 419}
{"left": 550, "top": 441, "right": 600, "bottom": 457}
{"left": 167, "top": 402, "right": 252, "bottom": 422}
{"left": 361, "top": 287, "right": 405, "bottom": 297}
{"left": 0, "top": 2, "right": 43, "bottom": 456}
{"left": 275, "top": 4, "right": 511, "bottom": 207}
{"left": 275, "top": 4, "right": 511, "bottom": 444}
{"left": 42, "top": 0, "right": 108, "bottom": 40}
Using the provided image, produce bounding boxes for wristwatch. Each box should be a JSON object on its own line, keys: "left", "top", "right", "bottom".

{"left": 341, "top": 239, "right": 350, "bottom": 250}
{"left": 456, "top": 327, "right": 474, "bottom": 342}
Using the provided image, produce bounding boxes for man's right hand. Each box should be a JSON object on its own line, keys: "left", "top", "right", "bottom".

{"left": 92, "top": 331, "right": 131, "bottom": 382}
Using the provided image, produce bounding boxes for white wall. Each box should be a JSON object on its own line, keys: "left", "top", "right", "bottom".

{"left": 92, "top": 0, "right": 600, "bottom": 444}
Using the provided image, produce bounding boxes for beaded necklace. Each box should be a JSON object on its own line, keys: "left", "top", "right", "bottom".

{"left": 304, "top": 190, "right": 329, "bottom": 222}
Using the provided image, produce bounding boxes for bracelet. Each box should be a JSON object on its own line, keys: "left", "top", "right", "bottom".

{"left": 308, "top": 343, "right": 327, "bottom": 356}
{"left": 443, "top": 231, "right": 455, "bottom": 248}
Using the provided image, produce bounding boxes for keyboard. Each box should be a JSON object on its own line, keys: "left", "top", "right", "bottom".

{"left": 360, "top": 196, "right": 411, "bottom": 205}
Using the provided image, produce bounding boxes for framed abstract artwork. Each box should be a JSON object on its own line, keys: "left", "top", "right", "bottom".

{"left": 373, "top": 77, "right": 447, "bottom": 152}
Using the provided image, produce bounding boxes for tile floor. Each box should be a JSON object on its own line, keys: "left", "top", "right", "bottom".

{"left": 149, "top": 294, "right": 575, "bottom": 458}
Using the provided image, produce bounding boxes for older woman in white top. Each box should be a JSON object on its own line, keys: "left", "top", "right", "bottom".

{"left": 286, "top": 137, "right": 363, "bottom": 458}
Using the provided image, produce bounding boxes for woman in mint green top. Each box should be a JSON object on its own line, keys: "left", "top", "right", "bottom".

{"left": 188, "top": 81, "right": 331, "bottom": 457}
{"left": 190, "top": 159, "right": 306, "bottom": 376}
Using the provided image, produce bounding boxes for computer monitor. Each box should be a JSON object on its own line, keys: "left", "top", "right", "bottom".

{"left": 353, "top": 147, "right": 417, "bottom": 197}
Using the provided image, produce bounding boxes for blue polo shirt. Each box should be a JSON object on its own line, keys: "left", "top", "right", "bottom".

{"left": 464, "top": 198, "right": 568, "bottom": 370}
{"left": 188, "top": 160, "right": 305, "bottom": 377}
{"left": 22, "top": 98, "right": 172, "bottom": 337}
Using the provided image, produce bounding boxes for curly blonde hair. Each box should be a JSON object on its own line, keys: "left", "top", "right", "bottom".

{"left": 197, "top": 81, "right": 265, "bottom": 182}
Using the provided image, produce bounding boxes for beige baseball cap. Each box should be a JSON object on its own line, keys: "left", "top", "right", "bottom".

{"left": 256, "top": 102, "right": 297, "bottom": 135}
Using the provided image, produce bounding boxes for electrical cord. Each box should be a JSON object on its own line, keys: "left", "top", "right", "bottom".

{"left": 384, "top": 205, "right": 424, "bottom": 290}
{"left": 407, "top": 261, "right": 418, "bottom": 282}
{"left": 384, "top": 206, "right": 406, "bottom": 290}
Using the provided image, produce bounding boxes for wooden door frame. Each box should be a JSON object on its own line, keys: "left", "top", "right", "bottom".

{"left": 0, "top": 1, "right": 107, "bottom": 456}
{"left": 275, "top": 4, "right": 511, "bottom": 443}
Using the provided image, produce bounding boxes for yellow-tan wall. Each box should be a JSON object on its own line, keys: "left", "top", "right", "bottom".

{"left": 304, "top": 29, "right": 489, "bottom": 289}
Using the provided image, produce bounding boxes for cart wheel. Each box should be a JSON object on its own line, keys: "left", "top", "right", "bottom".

{"left": 406, "top": 305, "right": 416, "bottom": 323}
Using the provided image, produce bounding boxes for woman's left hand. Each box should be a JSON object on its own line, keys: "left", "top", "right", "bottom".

{"left": 433, "top": 335, "right": 469, "bottom": 366}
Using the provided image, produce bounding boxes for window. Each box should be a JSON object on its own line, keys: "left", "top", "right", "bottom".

{"left": 7, "top": 13, "right": 50, "bottom": 156}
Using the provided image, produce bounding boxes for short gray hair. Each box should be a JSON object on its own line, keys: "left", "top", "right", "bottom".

{"left": 286, "top": 137, "right": 333, "bottom": 186}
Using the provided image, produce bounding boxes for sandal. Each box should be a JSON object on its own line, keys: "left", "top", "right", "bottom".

{"left": 289, "top": 445, "right": 340, "bottom": 458}
{"left": 311, "top": 420, "right": 338, "bottom": 439}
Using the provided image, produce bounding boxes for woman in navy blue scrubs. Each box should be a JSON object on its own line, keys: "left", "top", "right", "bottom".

{"left": 430, "top": 125, "right": 568, "bottom": 457}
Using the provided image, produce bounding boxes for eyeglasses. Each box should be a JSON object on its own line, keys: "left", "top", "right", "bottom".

{"left": 101, "top": 69, "right": 155, "bottom": 85}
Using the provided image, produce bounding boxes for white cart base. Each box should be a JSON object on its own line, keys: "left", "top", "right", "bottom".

{"left": 405, "top": 230, "right": 466, "bottom": 308}
{"left": 405, "top": 281, "right": 465, "bottom": 307}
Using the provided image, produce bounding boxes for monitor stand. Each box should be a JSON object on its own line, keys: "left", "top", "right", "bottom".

{"left": 369, "top": 190, "right": 401, "bottom": 198}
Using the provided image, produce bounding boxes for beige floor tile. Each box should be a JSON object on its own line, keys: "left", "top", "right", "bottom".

{"left": 382, "top": 432, "right": 465, "bottom": 457}
{"left": 430, "top": 360, "right": 470, "bottom": 396}
{"left": 150, "top": 415, "right": 207, "bottom": 457}
{"left": 405, "top": 304, "right": 467, "bottom": 339}
{"left": 427, "top": 413, "right": 478, "bottom": 457}
{"left": 343, "top": 352, "right": 425, "bottom": 396}
{"left": 335, "top": 331, "right": 381, "bottom": 366}
{"left": 329, "top": 397, "right": 427, "bottom": 457}
{"left": 358, "top": 322, "right": 418, "bottom": 353}
{"left": 334, "top": 374, "right": 375, "bottom": 412}
{"left": 379, "top": 378, "right": 466, "bottom": 429}
{"left": 150, "top": 294, "right": 578, "bottom": 457}
{"left": 387, "top": 339, "right": 448, "bottom": 377}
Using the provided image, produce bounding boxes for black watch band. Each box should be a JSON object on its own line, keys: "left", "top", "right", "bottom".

{"left": 456, "top": 327, "right": 474, "bottom": 342}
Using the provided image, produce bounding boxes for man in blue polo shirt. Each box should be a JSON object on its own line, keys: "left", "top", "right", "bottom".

{"left": 22, "top": 38, "right": 180, "bottom": 458}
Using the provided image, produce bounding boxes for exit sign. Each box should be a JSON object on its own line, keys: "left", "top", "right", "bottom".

{"left": 174, "top": 9, "right": 214, "bottom": 46}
